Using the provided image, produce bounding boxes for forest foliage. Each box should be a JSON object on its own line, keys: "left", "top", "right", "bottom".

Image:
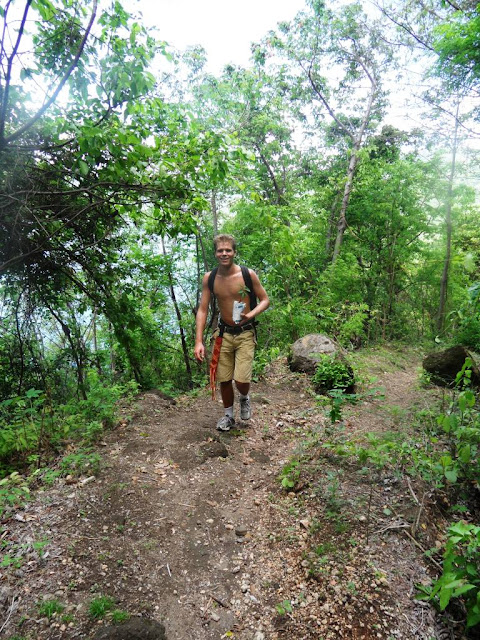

{"left": 1, "top": 0, "right": 480, "bottom": 632}
{"left": 0, "top": 0, "right": 479, "bottom": 471}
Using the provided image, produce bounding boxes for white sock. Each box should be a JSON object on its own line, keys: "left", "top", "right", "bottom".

{"left": 239, "top": 393, "right": 249, "bottom": 400}
{"left": 224, "top": 405, "right": 234, "bottom": 418}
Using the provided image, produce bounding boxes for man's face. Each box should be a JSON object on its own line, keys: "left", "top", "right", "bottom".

{"left": 215, "top": 241, "right": 236, "bottom": 266}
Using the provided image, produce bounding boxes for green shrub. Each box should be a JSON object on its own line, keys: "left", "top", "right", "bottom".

{"left": 278, "top": 460, "right": 301, "bottom": 490}
{"left": 0, "top": 472, "right": 30, "bottom": 517}
{"left": 0, "top": 389, "right": 57, "bottom": 465}
{"left": 312, "top": 354, "right": 355, "bottom": 392}
{"left": 457, "top": 315, "right": 480, "bottom": 351}
{"left": 60, "top": 448, "right": 101, "bottom": 477}
{"left": 418, "top": 521, "right": 480, "bottom": 629}
{"left": 335, "top": 303, "right": 369, "bottom": 347}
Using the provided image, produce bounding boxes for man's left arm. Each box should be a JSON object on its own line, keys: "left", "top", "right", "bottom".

{"left": 241, "top": 270, "right": 269, "bottom": 323}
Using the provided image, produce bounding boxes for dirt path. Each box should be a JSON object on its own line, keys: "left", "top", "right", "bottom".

{"left": 1, "top": 352, "right": 447, "bottom": 640}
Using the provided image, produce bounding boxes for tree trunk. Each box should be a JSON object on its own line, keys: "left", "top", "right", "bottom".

{"left": 331, "top": 73, "right": 377, "bottom": 264}
{"left": 162, "top": 238, "right": 193, "bottom": 388}
{"left": 325, "top": 191, "right": 340, "bottom": 258}
{"left": 332, "top": 148, "right": 359, "bottom": 263}
{"left": 109, "top": 322, "right": 116, "bottom": 376}
{"left": 92, "top": 307, "right": 102, "bottom": 374}
{"left": 47, "top": 307, "right": 88, "bottom": 400}
{"left": 197, "top": 231, "right": 218, "bottom": 330}
{"left": 436, "top": 101, "right": 459, "bottom": 333}
{"left": 211, "top": 191, "right": 218, "bottom": 237}
{"left": 14, "top": 294, "right": 25, "bottom": 395}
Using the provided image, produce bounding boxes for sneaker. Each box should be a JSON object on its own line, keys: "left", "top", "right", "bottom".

{"left": 239, "top": 396, "right": 251, "bottom": 421}
{"left": 216, "top": 415, "right": 235, "bottom": 431}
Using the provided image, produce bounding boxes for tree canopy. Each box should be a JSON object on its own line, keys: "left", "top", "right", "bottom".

{"left": 0, "top": 0, "right": 479, "bottom": 465}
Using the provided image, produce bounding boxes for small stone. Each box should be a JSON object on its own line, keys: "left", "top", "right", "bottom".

{"left": 210, "top": 612, "right": 220, "bottom": 622}
{"left": 235, "top": 525, "right": 248, "bottom": 537}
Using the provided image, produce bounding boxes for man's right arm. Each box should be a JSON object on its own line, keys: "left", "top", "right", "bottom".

{"left": 194, "top": 273, "right": 211, "bottom": 362}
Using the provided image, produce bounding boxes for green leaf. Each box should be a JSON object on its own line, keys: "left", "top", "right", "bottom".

{"left": 26, "top": 388, "right": 42, "bottom": 399}
{"left": 444, "top": 469, "right": 458, "bottom": 483}
{"left": 439, "top": 587, "right": 454, "bottom": 610}
{"left": 464, "top": 253, "right": 476, "bottom": 273}
{"left": 78, "top": 160, "right": 89, "bottom": 176}
{"left": 452, "top": 584, "right": 475, "bottom": 598}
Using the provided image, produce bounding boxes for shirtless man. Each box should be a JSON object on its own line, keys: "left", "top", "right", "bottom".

{"left": 194, "top": 234, "right": 270, "bottom": 431}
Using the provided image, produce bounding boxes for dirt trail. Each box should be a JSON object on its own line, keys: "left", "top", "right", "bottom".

{"left": 1, "top": 353, "right": 446, "bottom": 640}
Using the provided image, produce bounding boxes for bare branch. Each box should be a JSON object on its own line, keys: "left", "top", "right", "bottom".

{"left": 374, "top": 3, "right": 435, "bottom": 52}
{"left": 0, "top": 0, "right": 33, "bottom": 143}
{"left": 0, "top": 0, "right": 98, "bottom": 150}
{"left": 443, "top": 0, "right": 462, "bottom": 10}
{"left": 306, "top": 65, "right": 354, "bottom": 140}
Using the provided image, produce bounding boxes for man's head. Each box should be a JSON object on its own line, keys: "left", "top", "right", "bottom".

{"left": 213, "top": 234, "right": 236, "bottom": 252}
{"left": 214, "top": 234, "right": 236, "bottom": 267}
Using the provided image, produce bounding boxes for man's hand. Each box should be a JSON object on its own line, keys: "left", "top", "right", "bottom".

{"left": 194, "top": 342, "right": 205, "bottom": 363}
{"left": 239, "top": 311, "right": 252, "bottom": 325}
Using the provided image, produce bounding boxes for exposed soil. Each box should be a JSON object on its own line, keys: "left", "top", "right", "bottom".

{"left": 0, "top": 348, "right": 459, "bottom": 640}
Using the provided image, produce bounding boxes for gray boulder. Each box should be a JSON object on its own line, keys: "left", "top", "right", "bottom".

{"left": 288, "top": 334, "right": 340, "bottom": 374}
{"left": 91, "top": 617, "right": 167, "bottom": 640}
{"left": 423, "top": 345, "right": 480, "bottom": 386}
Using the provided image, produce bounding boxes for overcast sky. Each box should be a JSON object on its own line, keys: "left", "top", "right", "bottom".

{"left": 133, "top": 0, "right": 306, "bottom": 73}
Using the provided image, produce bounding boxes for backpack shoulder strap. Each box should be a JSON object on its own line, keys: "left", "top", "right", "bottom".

{"left": 240, "top": 265, "right": 257, "bottom": 310}
{"left": 208, "top": 267, "right": 218, "bottom": 295}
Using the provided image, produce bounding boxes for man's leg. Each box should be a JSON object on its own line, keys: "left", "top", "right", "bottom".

{"left": 220, "top": 380, "right": 235, "bottom": 408}
{"left": 235, "top": 381, "right": 250, "bottom": 396}
{"left": 215, "top": 336, "right": 236, "bottom": 431}
{"left": 236, "top": 382, "right": 251, "bottom": 420}
{"left": 216, "top": 380, "right": 235, "bottom": 431}
{"left": 234, "top": 331, "right": 255, "bottom": 421}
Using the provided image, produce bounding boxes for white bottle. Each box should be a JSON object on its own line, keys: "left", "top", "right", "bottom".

{"left": 232, "top": 301, "right": 245, "bottom": 324}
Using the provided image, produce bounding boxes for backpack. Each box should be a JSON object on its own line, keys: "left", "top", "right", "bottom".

{"left": 208, "top": 265, "right": 257, "bottom": 315}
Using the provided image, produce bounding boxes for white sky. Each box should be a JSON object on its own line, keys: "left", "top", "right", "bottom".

{"left": 132, "top": 0, "right": 306, "bottom": 73}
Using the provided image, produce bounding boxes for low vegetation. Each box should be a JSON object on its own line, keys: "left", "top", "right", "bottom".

{"left": 276, "top": 351, "right": 480, "bottom": 635}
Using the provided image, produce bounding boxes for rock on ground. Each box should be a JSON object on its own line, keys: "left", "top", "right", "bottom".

{"left": 423, "top": 344, "right": 480, "bottom": 386}
{"left": 91, "top": 617, "right": 166, "bottom": 640}
{"left": 288, "top": 334, "right": 339, "bottom": 374}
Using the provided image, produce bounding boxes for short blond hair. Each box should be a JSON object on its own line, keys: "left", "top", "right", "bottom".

{"left": 213, "top": 234, "right": 236, "bottom": 251}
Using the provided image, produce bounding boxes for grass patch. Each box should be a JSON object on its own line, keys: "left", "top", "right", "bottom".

{"left": 88, "top": 595, "right": 116, "bottom": 619}
{"left": 37, "top": 599, "right": 64, "bottom": 619}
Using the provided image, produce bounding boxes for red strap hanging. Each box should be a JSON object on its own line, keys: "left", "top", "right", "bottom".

{"left": 209, "top": 334, "right": 223, "bottom": 400}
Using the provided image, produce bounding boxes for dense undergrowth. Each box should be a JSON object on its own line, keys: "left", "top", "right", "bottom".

{"left": 0, "top": 376, "right": 138, "bottom": 518}
{"left": 278, "top": 348, "right": 480, "bottom": 636}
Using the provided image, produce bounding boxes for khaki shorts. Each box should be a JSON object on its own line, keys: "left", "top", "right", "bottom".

{"left": 213, "top": 329, "right": 255, "bottom": 383}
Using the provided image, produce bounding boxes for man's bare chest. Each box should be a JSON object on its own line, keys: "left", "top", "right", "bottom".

{"left": 214, "top": 272, "right": 246, "bottom": 302}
